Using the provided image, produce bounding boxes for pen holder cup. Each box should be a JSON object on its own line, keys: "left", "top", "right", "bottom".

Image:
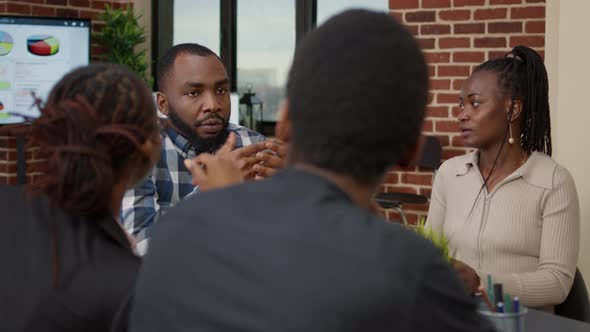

{"left": 478, "top": 307, "right": 527, "bottom": 332}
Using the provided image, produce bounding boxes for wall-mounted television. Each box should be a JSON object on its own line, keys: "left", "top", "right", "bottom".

{"left": 0, "top": 16, "right": 90, "bottom": 124}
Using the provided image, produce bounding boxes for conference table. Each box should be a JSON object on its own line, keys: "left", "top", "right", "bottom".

{"left": 526, "top": 309, "right": 590, "bottom": 331}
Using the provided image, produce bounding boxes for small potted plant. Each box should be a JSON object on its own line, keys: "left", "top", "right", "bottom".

{"left": 414, "top": 216, "right": 452, "bottom": 262}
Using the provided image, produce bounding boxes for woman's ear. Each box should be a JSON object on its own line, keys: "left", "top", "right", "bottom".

{"left": 507, "top": 98, "right": 523, "bottom": 122}
{"left": 156, "top": 92, "right": 169, "bottom": 116}
{"left": 275, "top": 100, "right": 292, "bottom": 143}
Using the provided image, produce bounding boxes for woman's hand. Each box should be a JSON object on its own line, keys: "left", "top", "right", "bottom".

{"left": 451, "top": 259, "right": 481, "bottom": 294}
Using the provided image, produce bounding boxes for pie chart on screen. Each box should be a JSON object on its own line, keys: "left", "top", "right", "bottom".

{"left": 0, "top": 31, "right": 14, "bottom": 56}
{"left": 27, "top": 34, "right": 60, "bottom": 56}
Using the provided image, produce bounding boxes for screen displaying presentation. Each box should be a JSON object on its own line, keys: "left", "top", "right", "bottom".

{"left": 0, "top": 16, "right": 90, "bottom": 124}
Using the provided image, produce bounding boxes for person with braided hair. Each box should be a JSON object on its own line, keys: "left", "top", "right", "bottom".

{"left": 427, "top": 45, "right": 580, "bottom": 312}
{"left": 0, "top": 64, "right": 161, "bottom": 331}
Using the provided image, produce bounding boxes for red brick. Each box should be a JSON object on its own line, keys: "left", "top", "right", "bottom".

{"left": 26, "top": 160, "right": 46, "bottom": 173}
{"left": 452, "top": 135, "right": 465, "bottom": 147}
{"left": 439, "top": 9, "right": 471, "bottom": 21}
{"left": 92, "top": 22, "right": 106, "bottom": 33}
{"left": 389, "top": 0, "right": 419, "bottom": 9}
{"left": 453, "top": 79, "right": 466, "bottom": 90}
{"left": 0, "top": 151, "right": 6, "bottom": 160}
{"left": 438, "top": 66, "right": 471, "bottom": 77}
{"left": 428, "top": 65, "right": 436, "bottom": 76}
{"left": 430, "top": 79, "right": 451, "bottom": 90}
{"left": 437, "top": 93, "right": 460, "bottom": 104}
{"left": 47, "top": 0, "right": 67, "bottom": 4}
{"left": 439, "top": 37, "right": 470, "bottom": 48}
{"left": 19, "top": 0, "right": 45, "bottom": 3}
{"left": 69, "top": 0, "right": 91, "bottom": 6}
{"left": 433, "top": 135, "right": 451, "bottom": 147}
{"left": 454, "top": 23, "right": 485, "bottom": 34}
{"left": 427, "top": 93, "right": 434, "bottom": 104}
{"left": 474, "top": 37, "right": 507, "bottom": 48}
{"left": 390, "top": 12, "right": 403, "bottom": 22}
{"left": 526, "top": 21, "right": 545, "bottom": 33}
{"left": 110, "top": 2, "right": 133, "bottom": 9}
{"left": 56, "top": 8, "right": 79, "bottom": 18}
{"left": 422, "top": 0, "right": 451, "bottom": 8}
{"left": 488, "top": 50, "right": 507, "bottom": 59}
{"left": 6, "top": 3, "right": 31, "bottom": 14}
{"left": 404, "top": 203, "right": 430, "bottom": 212}
{"left": 488, "top": 22, "right": 522, "bottom": 33}
{"left": 0, "top": 162, "right": 17, "bottom": 173}
{"left": 453, "top": 51, "right": 485, "bottom": 63}
{"left": 426, "top": 106, "right": 449, "bottom": 118}
{"left": 442, "top": 148, "right": 468, "bottom": 160}
{"left": 406, "top": 25, "right": 419, "bottom": 35}
{"left": 79, "top": 10, "right": 100, "bottom": 20}
{"left": 0, "top": 137, "right": 16, "bottom": 149}
{"left": 417, "top": 38, "right": 435, "bottom": 49}
{"left": 435, "top": 120, "right": 460, "bottom": 132}
{"left": 425, "top": 52, "right": 450, "bottom": 63}
{"left": 32, "top": 5, "right": 56, "bottom": 16}
{"left": 526, "top": 0, "right": 544, "bottom": 2}
{"left": 92, "top": 0, "right": 110, "bottom": 9}
{"left": 422, "top": 119, "right": 434, "bottom": 132}
{"left": 384, "top": 172, "right": 399, "bottom": 184}
{"left": 419, "top": 187, "right": 432, "bottom": 198}
{"left": 510, "top": 35, "right": 544, "bottom": 47}
{"left": 474, "top": 8, "right": 507, "bottom": 20}
{"left": 452, "top": 106, "right": 462, "bottom": 117}
{"left": 491, "top": 0, "right": 521, "bottom": 3}
{"left": 421, "top": 24, "right": 451, "bottom": 35}
{"left": 405, "top": 11, "right": 436, "bottom": 23}
{"left": 511, "top": 6, "right": 545, "bottom": 19}
{"left": 454, "top": 0, "right": 485, "bottom": 6}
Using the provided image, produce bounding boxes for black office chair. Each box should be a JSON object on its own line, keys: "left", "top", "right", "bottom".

{"left": 555, "top": 268, "right": 590, "bottom": 323}
{"left": 376, "top": 136, "right": 442, "bottom": 227}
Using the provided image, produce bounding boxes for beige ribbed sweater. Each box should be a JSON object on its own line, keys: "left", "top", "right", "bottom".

{"left": 427, "top": 151, "right": 580, "bottom": 311}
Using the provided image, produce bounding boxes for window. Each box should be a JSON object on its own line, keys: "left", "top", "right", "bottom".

{"left": 173, "top": 0, "right": 220, "bottom": 54}
{"left": 237, "top": 1, "right": 295, "bottom": 122}
{"left": 316, "top": 0, "right": 388, "bottom": 26}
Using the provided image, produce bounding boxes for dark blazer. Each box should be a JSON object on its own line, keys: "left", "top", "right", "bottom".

{"left": 130, "top": 169, "right": 495, "bottom": 331}
{"left": 0, "top": 185, "right": 140, "bottom": 332}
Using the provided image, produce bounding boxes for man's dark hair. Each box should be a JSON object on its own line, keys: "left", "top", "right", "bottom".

{"left": 156, "top": 43, "right": 221, "bottom": 91}
{"left": 286, "top": 9, "right": 429, "bottom": 184}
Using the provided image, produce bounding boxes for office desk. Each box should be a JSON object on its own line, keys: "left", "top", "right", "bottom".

{"left": 527, "top": 309, "right": 590, "bottom": 331}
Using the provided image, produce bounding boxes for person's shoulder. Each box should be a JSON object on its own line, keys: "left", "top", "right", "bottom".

{"left": 522, "top": 152, "right": 574, "bottom": 190}
{"left": 227, "top": 123, "right": 265, "bottom": 146}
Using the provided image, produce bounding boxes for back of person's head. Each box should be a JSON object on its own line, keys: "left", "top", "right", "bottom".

{"left": 156, "top": 43, "right": 221, "bottom": 91}
{"left": 474, "top": 45, "right": 551, "bottom": 155}
{"left": 286, "top": 9, "right": 428, "bottom": 184}
{"left": 30, "top": 64, "right": 158, "bottom": 218}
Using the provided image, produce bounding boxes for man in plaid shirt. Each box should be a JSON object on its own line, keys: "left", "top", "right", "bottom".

{"left": 121, "top": 44, "right": 281, "bottom": 255}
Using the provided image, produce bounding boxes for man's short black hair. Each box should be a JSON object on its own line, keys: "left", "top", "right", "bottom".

{"left": 156, "top": 43, "right": 222, "bottom": 91}
{"left": 286, "top": 9, "right": 429, "bottom": 184}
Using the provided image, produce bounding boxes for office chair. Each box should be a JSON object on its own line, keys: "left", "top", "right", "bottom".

{"left": 555, "top": 267, "right": 590, "bottom": 323}
{"left": 376, "top": 136, "right": 441, "bottom": 227}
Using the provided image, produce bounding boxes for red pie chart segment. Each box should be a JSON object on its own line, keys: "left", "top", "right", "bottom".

{"left": 27, "top": 35, "right": 60, "bottom": 56}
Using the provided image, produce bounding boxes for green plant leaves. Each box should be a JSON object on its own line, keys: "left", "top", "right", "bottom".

{"left": 92, "top": 4, "right": 152, "bottom": 86}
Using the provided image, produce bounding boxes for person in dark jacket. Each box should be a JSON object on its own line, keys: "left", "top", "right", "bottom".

{"left": 0, "top": 64, "right": 160, "bottom": 332}
{"left": 130, "top": 10, "right": 496, "bottom": 332}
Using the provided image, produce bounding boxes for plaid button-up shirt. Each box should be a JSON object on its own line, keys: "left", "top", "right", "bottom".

{"left": 121, "top": 123, "right": 265, "bottom": 255}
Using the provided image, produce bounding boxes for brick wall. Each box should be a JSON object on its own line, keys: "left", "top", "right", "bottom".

{"left": 0, "top": 0, "right": 134, "bottom": 185}
{"left": 383, "top": 0, "right": 545, "bottom": 224}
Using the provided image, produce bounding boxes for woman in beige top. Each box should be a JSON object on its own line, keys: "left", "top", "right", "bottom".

{"left": 427, "top": 45, "right": 580, "bottom": 312}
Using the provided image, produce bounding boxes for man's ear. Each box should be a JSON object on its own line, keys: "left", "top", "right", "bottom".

{"left": 275, "top": 100, "right": 292, "bottom": 143}
{"left": 156, "top": 92, "right": 169, "bottom": 116}
{"left": 397, "top": 135, "right": 425, "bottom": 168}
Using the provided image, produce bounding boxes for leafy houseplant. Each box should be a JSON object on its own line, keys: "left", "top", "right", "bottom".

{"left": 414, "top": 216, "right": 453, "bottom": 262}
{"left": 93, "top": 4, "right": 152, "bottom": 86}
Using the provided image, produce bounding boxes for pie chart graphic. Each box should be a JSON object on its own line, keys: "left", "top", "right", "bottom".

{"left": 0, "top": 31, "right": 14, "bottom": 56}
{"left": 27, "top": 34, "right": 60, "bottom": 56}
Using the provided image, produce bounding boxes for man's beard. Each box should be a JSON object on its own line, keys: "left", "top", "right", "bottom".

{"left": 168, "top": 109, "right": 229, "bottom": 154}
